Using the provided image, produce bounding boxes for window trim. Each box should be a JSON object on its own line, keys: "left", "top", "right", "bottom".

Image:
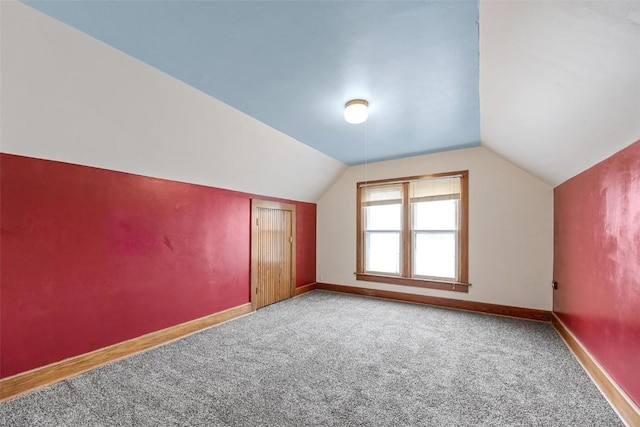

{"left": 356, "top": 171, "right": 469, "bottom": 293}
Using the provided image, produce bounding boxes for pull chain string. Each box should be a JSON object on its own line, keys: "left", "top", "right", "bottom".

{"left": 364, "top": 119, "right": 369, "bottom": 185}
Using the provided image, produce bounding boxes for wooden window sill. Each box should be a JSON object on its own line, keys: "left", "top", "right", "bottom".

{"left": 355, "top": 273, "right": 470, "bottom": 293}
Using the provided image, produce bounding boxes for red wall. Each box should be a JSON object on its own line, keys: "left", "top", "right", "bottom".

{"left": 0, "top": 153, "right": 316, "bottom": 378}
{"left": 294, "top": 202, "right": 317, "bottom": 287}
{"left": 554, "top": 140, "right": 640, "bottom": 407}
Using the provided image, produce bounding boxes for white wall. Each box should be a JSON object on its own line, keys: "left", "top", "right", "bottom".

{"left": 0, "top": 1, "right": 346, "bottom": 203}
{"left": 481, "top": 0, "right": 640, "bottom": 186}
{"left": 317, "top": 146, "right": 554, "bottom": 310}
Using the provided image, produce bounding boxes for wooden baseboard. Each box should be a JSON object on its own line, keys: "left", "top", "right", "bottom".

{"left": 0, "top": 303, "right": 253, "bottom": 402}
{"left": 294, "top": 282, "right": 317, "bottom": 297}
{"left": 552, "top": 313, "right": 640, "bottom": 427}
{"left": 316, "top": 283, "right": 551, "bottom": 322}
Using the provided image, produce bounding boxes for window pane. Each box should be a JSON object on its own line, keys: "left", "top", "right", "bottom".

{"left": 414, "top": 232, "right": 456, "bottom": 279}
{"left": 366, "top": 204, "right": 401, "bottom": 231}
{"left": 366, "top": 232, "right": 400, "bottom": 274}
{"left": 413, "top": 200, "right": 457, "bottom": 230}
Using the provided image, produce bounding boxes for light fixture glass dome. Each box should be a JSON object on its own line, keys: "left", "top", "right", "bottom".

{"left": 344, "top": 99, "right": 369, "bottom": 124}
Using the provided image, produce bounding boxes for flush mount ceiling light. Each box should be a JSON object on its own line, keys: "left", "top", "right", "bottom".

{"left": 344, "top": 99, "right": 369, "bottom": 124}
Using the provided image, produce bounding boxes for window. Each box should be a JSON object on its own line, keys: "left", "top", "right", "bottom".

{"left": 356, "top": 171, "right": 469, "bottom": 293}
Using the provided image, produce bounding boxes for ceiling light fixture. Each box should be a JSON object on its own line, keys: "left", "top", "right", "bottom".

{"left": 344, "top": 99, "right": 369, "bottom": 124}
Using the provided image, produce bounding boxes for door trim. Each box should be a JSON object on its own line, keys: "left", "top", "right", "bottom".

{"left": 250, "top": 199, "right": 296, "bottom": 311}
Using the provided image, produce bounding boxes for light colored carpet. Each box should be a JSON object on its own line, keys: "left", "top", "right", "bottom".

{"left": 1, "top": 291, "right": 622, "bottom": 426}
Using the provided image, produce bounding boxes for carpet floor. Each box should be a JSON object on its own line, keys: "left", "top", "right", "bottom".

{"left": 1, "top": 291, "right": 622, "bottom": 426}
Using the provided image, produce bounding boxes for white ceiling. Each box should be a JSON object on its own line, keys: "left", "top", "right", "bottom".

{"left": 481, "top": 0, "right": 640, "bottom": 186}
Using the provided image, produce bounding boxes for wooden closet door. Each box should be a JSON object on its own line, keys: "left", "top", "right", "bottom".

{"left": 251, "top": 200, "right": 296, "bottom": 310}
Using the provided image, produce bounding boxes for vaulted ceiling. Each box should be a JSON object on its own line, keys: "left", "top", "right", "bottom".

{"left": 22, "top": 0, "right": 640, "bottom": 186}
{"left": 481, "top": 1, "right": 640, "bottom": 185}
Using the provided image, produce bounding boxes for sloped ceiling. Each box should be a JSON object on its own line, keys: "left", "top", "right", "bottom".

{"left": 18, "top": 1, "right": 640, "bottom": 186}
{"left": 2, "top": 1, "right": 347, "bottom": 203}
{"left": 21, "top": 0, "right": 481, "bottom": 166}
{"left": 481, "top": 0, "right": 640, "bottom": 186}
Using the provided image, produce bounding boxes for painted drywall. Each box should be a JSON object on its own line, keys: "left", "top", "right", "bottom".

{"left": 317, "top": 146, "right": 553, "bottom": 310}
{"left": 294, "top": 203, "right": 317, "bottom": 287}
{"left": 554, "top": 140, "right": 640, "bottom": 407}
{"left": 21, "top": 0, "right": 481, "bottom": 166}
{"left": 0, "top": 153, "right": 317, "bottom": 378}
{"left": 0, "top": 1, "right": 346, "bottom": 203}
{"left": 480, "top": 1, "right": 640, "bottom": 186}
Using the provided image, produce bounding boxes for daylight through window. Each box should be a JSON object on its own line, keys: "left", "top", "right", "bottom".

{"left": 356, "top": 171, "right": 469, "bottom": 292}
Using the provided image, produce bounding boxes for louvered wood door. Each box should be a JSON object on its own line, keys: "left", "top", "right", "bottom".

{"left": 251, "top": 200, "right": 296, "bottom": 310}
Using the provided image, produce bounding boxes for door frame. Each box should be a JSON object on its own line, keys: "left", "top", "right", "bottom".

{"left": 250, "top": 199, "right": 297, "bottom": 311}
